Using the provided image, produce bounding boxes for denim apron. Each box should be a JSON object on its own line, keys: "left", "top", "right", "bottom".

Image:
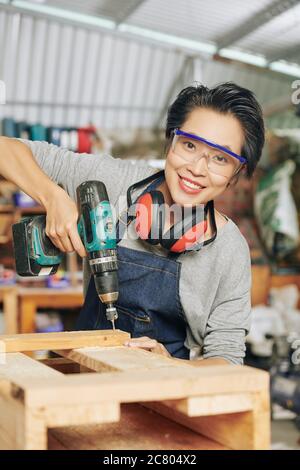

{"left": 76, "top": 174, "right": 190, "bottom": 359}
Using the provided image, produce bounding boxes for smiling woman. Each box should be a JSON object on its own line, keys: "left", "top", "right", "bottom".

{"left": 0, "top": 81, "right": 265, "bottom": 366}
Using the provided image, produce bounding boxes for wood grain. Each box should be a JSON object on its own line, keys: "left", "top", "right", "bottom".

{"left": 0, "top": 330, "right": 130, "bottom": 352}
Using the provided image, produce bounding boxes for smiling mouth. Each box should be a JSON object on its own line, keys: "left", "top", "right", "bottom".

{"left": 179, "top": 176, "right": 206, "bottom": 192}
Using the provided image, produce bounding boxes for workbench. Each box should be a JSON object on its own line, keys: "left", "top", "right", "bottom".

{"left": 0, "top": 286, "right": 83, "bottom": 334}
{"left": 0, "top": 330, "right": 270, "bottom": 450}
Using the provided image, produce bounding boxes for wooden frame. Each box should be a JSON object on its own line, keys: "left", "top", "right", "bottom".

{"left": 0, "top": 330, "right": 270, "bottom": 450}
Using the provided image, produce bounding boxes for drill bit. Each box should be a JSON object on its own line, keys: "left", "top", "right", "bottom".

{"left": 105, "top": 304, "right": 118, "bottom": 330}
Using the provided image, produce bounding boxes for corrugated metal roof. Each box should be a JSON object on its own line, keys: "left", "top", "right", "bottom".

{"left": 38, "top": 0, "right": 300, "bottom": 66}
{"left": 0, "top": 1, "right": 299, "bottom": 130}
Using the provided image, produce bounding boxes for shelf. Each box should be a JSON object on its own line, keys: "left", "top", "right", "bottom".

{"left": 0, "top": 204, "right": 44, "bottom": 214}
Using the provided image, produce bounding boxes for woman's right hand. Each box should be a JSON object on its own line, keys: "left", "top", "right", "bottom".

{"left": 44, "top": 186, "right": 86, "bottom": 257}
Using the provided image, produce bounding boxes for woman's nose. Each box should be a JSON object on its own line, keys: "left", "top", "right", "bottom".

{"left": 188, "top": 154, "right": 209, "bottom": 176}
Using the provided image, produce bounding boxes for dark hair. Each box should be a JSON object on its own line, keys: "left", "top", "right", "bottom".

{"left": 165, "top": 82, "right": 265, "bottom": 179}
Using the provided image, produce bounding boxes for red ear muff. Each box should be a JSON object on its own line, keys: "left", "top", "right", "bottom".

{"left": 169, "top": 220, "right": 208, "bottom": 252}
{"left": 135, "top": 190, "right": 165, "bottom": 244}
{"left": 135, "top": 192, "right": 153, "bottom": 240}
{"left": 161, "top": 205, "right": 208, "bottom": 253}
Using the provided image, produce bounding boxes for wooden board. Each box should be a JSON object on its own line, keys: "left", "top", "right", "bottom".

{"left": 12, "top": 361, "right": 269, "bottom": 408}
{"left": 48, "top": 403, "right": 227, "bottom": 450}
{"left": 56, "top": 346, "right": 188, "bottom": 372}
{"left": 0, "top": 352, "right": 63, "bottom": 450}
{"left": 0, "top": 330, "right": 130, "bottom": 352}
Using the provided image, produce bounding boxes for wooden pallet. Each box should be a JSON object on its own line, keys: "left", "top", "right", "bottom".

{"left": 0, "top": 330, "right": 270, "bottom": 450}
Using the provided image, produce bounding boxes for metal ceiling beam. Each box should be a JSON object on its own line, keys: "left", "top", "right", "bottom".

{"left": 0, "top": 2, "right": 176, "bottom": 54}
{"left": 153, "top": 55, "right": 193, "bottom": 130}
{"left": 215, "top": 0, "right": 300, "bottom": 50}
{"left": 100, "top": 0, "right": 146, "bottom": 25}
{"left": 266, "top": 42, "right": 300, "bottom": 64}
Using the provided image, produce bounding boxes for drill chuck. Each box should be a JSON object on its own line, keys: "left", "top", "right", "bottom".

{"left": 105, "top": 303, "right": 118, "bottom": 322}
{"left": 89, "top": 249, "right": 117, "bottom": 273}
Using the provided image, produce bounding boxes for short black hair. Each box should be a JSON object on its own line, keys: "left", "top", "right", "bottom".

{"left": 165, "top": 82, "right": 265, "bottom": 179}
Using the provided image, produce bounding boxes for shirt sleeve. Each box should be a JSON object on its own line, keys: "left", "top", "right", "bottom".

{"left": 202, "top": 238, "right": 252, "bottom": 365}
{"left": 18, "top": 139, "right": 153, "bottom": 204}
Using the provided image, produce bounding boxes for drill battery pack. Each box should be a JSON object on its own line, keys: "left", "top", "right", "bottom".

{"left": 12, "top": 215, "right": 61, "bottom": 276}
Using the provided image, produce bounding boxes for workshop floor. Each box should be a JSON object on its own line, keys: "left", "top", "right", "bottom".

{"left": 271, "top": 406, "right": 300, "bottom": 450}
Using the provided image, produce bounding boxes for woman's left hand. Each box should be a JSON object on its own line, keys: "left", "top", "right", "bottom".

{"left": 124, "top": 336, "right": 171, "bottom": 357}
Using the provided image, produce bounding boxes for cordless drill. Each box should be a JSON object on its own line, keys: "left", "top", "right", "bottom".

{"left": 12, "top": 181, "right": 119, "bottom": 329}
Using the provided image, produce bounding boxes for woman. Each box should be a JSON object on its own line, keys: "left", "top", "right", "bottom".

{"left": 0, "top": 82, "right": 264, "bottom": 366}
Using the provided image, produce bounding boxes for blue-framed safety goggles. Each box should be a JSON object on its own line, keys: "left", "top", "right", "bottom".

{"left": 173, "top": 129, "right": 247, "bottom": 164}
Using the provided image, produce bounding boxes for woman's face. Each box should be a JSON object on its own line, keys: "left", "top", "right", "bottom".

{"left": 164, "top": 107, "right": 245, "bottom": 206}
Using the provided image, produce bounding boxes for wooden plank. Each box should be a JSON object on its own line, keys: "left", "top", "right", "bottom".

{"left": 1, "top": 287, "right": 18, "bottom": 335}
{"left": 145, "top": 388, "right": 270, "bottom": 450}
{"left": 145, "top": 402, "right": 255, "bottom": 450}
{"left": 0, "top": 394, "right": 24, "bottom": 450}
{"left": 44, "top": 402, "right": 120, "bottom": 427}
{"left": 161, "top": 393, "right": 253, "bottom": 417}
{"left": 19, "top": 298, "right": 36, "bottom": 335}
{"left": 17, "top": 287, "right": 83, "bottom": 296}
{"left": 0, "top": 394, "right": 47, "bottom": 450}
{"left": 0, "top": 352, "right": 62, "bottom": 450}
{"left": 251, "top": 264, "right": 271, "bottom": 306}
{"left": 0, "top": 330, "right": 130, "bottom": 352}
{"left": 12, "top": 365, "right": 269, "bottom": 408}
{"left": 19, "top": 409, "right": 47, "bottom": 450}
{"left": 49, "top": 403, "right": 228, "bottom": 450}
{"left": 0, "top": 352, "right": 62, "bottom": 383}
{"left": 57, "top": 346, "right": 188, "bottom": 372}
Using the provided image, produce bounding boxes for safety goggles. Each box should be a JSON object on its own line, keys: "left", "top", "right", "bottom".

{"left": 172, "top": 129, "right": 247, "bottom": 178}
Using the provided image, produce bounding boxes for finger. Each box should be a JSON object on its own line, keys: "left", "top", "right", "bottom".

{"left": 156, "top": 345, "right": 171, "bottom": 357}
{"left": 46, "top": 230, "right": 66, "bottom": 253}
{"left": 57, "top": 232, "right": 75, "bottom": 253}
{"left": 56, "top": 227, "right": 74, "bottom": 253}
{"left": 125, "top": 340, "right": 158, "bottom": 349}
{"left": 68, "top": 226, "right": 86, "bottom": 258}
{"left": 124, "top": 337, "right": 151, "bottom": 344}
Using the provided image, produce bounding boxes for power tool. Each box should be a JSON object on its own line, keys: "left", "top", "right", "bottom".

{"left": 12, "top": 181, "right": 119, "bottom": 329}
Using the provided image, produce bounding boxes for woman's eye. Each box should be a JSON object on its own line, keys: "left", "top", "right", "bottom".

{"left": 183, "top": 140, "right": 196, "bottom": 151}
{"left": 213, "top": 154, "right": 228, "bottom": 164}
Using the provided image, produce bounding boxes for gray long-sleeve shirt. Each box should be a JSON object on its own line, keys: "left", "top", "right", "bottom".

{"left": 20, "top": 140, "right": 252, "bottom": 364}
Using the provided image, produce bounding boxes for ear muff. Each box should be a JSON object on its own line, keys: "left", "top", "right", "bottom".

{"left": 161, "top": 206, "right": 208, "bottom": 252}
{"left": 135, "top": 190, "right": 165, "bottom": 245}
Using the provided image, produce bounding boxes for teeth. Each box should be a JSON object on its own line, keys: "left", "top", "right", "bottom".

{"left": 182, "top": 178, "right": 203, "bottom": 190}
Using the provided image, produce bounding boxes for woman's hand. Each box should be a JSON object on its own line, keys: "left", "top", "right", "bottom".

{"left": 44, "top": 186, "right": 86, "bottom": 257}
{"left": 124, "top": 337, "right": 171, "bottom": 357}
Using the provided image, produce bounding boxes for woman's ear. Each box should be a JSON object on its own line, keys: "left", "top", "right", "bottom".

{"left": 227, "top": 164, "right": 246, "bottom": 187}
